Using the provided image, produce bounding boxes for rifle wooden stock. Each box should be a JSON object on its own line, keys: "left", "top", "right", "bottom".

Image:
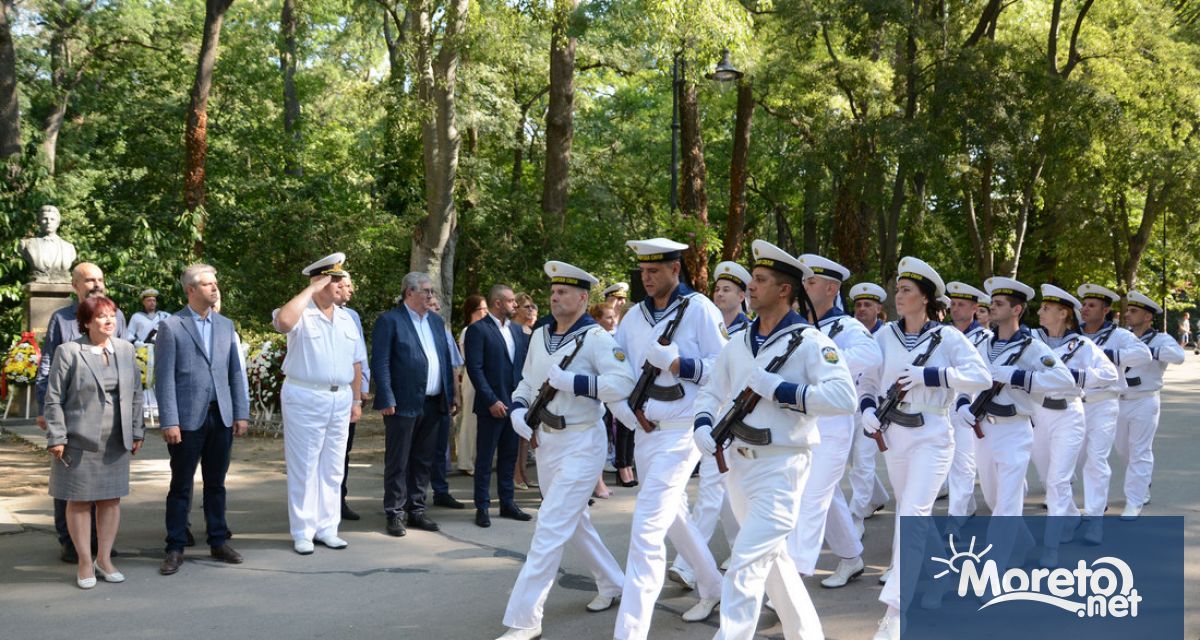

{"left": 626, "top": 298, "right": 691, "bottom": 432}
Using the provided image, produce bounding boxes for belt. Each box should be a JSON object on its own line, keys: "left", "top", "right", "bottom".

{"left": 650, "top": 419, "right": 692, "bottom": 431}
{"left": 984, "top": 401, "right": 1017, "bottom": 418}
{"left": 285, "top": 378, "right": 348, "bottom": 393}
{"left": 1125, "top": 376, "right": 1142, "bottom": 387}
{"left": 646, "top": 383, "right": 685, "bottom": 402}
{"left": 1121, "top": 389, "right": 1160, "bottom": 400}
{"left": 1041, "top": 398, "right": 1068, "bottom": 410}
{"left": 730, "top": 421, "right": 772, "bottom": 446}
{"left": 1084, "top": 391, "right": 1119, "bottom": 403}
{"left": 897, "top": 401, "right": 948, "bottom": 417}
{"left": 536, "top": 407, "right": 567, "bottom": 430}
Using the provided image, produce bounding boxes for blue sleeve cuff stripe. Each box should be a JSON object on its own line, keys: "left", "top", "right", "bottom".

{"left": 775, "top": 382, "right": 800, "bottom": 406}
{"left": 860, "top": 396, "right": 877, "bottom": 412}
{"left": 694, "top": 414, "right": 714, "bottom": 429}
{"left": 512, "top": 399, "right": 529, "bottom": 410}
{"left": 923, "top": 367, "right": 942, "bottom": 387}
{"left": 573, "top": 375, "right": 595, "bottom": 398}
{"left": 800, "top": 385, "right": 809, "bottom": 413}
{"left": 956, "top": 395, "right": 970, "bottom": 409}
{"left": 1011, "top": 369, "right": 1027, "bottom": 390}
{"left": 1071, "top": 369, "right": 1081, "bottom": 385}
{"left": 678, "top": 357, "right": 698, "bottom": 382}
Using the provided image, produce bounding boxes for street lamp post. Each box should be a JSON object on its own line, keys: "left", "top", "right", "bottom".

{"left": 669, "top": 49, "right": 742, "bottom": 213}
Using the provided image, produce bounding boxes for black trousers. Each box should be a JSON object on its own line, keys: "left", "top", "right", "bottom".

{"left": 164, "top": 404, "right": 232, "bottom": 553}
{"left": 614, "top": 412, "right": 636, "bottom": 469}
{"left": 341, "top": 421, "right": 356, "bottom": 502}
{"left": 473, "top": 412, "right": 517, "bottom": 510}
{"left": 382, "top": 395, "right": 443, "bottom": 518}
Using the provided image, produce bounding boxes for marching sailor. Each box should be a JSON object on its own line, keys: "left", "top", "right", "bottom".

{"left": 786, "top": 254, "right": 881, "bottom": 590}
{"left": 692, "top": 240, "right": 856, "bottom": 640}
{"left": 858, "top": 257, "right": 990, "bottom": 640}
{"left": 842, "top": 282, "right": 891, "bottom": 531}
{"left": 607, "top": 238, "right": 726, "bottom": 640}
{"left": 668, "top": 260, "right": 751, "bottom": 590}
{"left": 1114, "top": 290, "right": 1184, "bottom": 520}
{"left": 495, "top": 261, "right": 633, "bottom": 640}
{"left": 976, "top": 296, "right": 992, "bottom": 329}
{"left": 1075, "top": 283, "right": 1152, "bottom": 539}
{"left": 942, "top": 282, "right": 992, "bottom": 521}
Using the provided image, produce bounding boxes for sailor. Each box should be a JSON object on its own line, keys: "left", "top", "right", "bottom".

{"left": 1074, "top": 283, "right": 1152, "bottom": 540}
{"left": 941, "top": 282, "right": 992, "bottom": 520}
{"left": 976, "top": 296, "right": 992, "bottom": 329}
{"left": 693, "top": 239, "right": 857, "bottom": 640}
{"left": 607, "top": 238, "right": 726, "bottom": 639}
{"left": 1113, "top": 290, "right": 1185, "bottom": 520}
{"left": 124, "top": 288, "right": 172, "bottom": 343}
{"left": 668, "top": 260, "right": 751, "bottom": 590}
{"left": 1029, "top": 284, "right": 1117, "bottom": 564}
{"left": 495, "top": 261, "right": 634, "bottom": 640}
{"left": 784, "top": 254, "right": 881, "bottom": 590}
{"left": 842, "top": 282, "right": 890, "bottom": 535}
{"left": 858, "top": 257, "right": 991, "bottom": 640}
{"left": 602, "top": 282, "right": 630, "bottom": 313}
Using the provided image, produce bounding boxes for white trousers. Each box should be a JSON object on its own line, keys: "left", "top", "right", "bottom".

{"left": 717, "top": 446, "right": 823, "bottom": 640}
{"left": 281, "top": 383, "right": 352, "bottom": 542}
{"left": 974, "top": 416, "right": 1032, "bottom": 516}
{"left": 503, "top": 426, "right": 624, "bottom": 630}
{"left": 672, "top": 451, "right": 739, "bottom": 578}
{"left": 614, "top": 425, "right": 722, "bottom": 640}
{"left": 879, "top": 415, "right": 953, "bottom": 610}
{"left": 1113, "top": 393, "right": 1161, "bottom": 508}
{"left": 847, "top": 416, "right": 890, "bottom": 519}
{"left": 946, "top": 420, "right": 978, "bottom": 517}
{"left": 823, "top": 488, "right": 865, "bottom": 561}
{"left": 1030, "top": 401, "right": 1085, "bottom": 517}
{"left": 1077, "top": 397, "right": 1120, "bottom": 516}
{"left": 788, "top": 414, "right": 854, "bottom": 575}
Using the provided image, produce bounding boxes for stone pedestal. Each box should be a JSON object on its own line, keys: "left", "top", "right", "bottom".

{"left": 23, "top": 282, "right": 74, "bottom": 342}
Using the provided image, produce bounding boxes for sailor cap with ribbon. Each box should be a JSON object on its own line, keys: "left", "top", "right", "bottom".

{"left": 937, "top": 295, "right": 952, "bottom": 309}
{"left": 896, "top": 256, "right": 946, "bottom": 298}
{"left": 140, "top": 288, "right": 161, "bottom": 300}
{"left": 626, "top": 237, "right": 688, "bottom": 263}
{"left": 750, "top": 240, "right": 811, "bottom": 281}
{"left": 797, "top": 254, "right": 850, "bottom": 282}
{"left": 849, "top": 282, "right": 887, "bottom": 303}
{"left": 601, "top": 282, "right": 629, "bottom": 298}
{"left": 1040, "top": 284, "right": 1081, "bottom": 310}
{"left": 946, "top": 281, "right": 987, "bottom": 303}
{"left": 544, "top": 260, "right": 599, "bottom": 290}
{"left": 985, "top": 276, "right": 1035, "bottom": 302}
{"left": 1125, "top": 290, "right": 1162, "bottom": 315}
{"left": 714, "top": 261, "right": 752, "bottom": 290}
{"left": 302, "top": 252, "right": 349, "bottom": 277}
{"left": 977, "top": 294, "right": 991, "bottom": 308}
{"left": 1077, "top": 283, "right": 1120, "bottom": 304}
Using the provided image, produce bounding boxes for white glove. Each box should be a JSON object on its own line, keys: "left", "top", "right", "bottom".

{"left": 896, "top": 364, "right": 930, "bottom": 391}
{"left": 646, "top": 341, "right": 679, "bottom": 371}
{"left": 991, "top": 365, "right": 1017, "bottom": 385}
{"left": 547, "top": 364, "right": 575, "bottom": 393}
{"left": 952, "top": 404, "right": 975, "bottom": 431}
{"left": 510, "top": 408, "right": 533, "bottom": 440}
{"left": 610, "top": 402, "right": 639, "bottom": 432}
{"left": 693, "top": 425, "right": 717, "bottom": 455}
{"left": 749, "top": 368, "right": 785, "bottom": 400}
{"left": 860, "top": 407, "right": 882, "bottom": 435}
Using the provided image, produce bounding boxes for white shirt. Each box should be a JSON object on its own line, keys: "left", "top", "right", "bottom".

{"left": 124, "top": 310, "right": 171, "bottom": 343}
{"left": 406, "top": 303, "right": 443, "bottom": 396}
{"left": 275, "top": 302, "right": 367, "bottom": 387}
{"left": 489, "top": 312, "right": 516, "bottom": 361}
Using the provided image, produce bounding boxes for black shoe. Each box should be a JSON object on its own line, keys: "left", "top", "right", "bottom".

{"left": 433, "top": 493, "right": 465, "bottom": 509}
{"left": 386, "top": 515, "right": 407, "bottom": 537}
{"left": 341, "top": 503, "right": 361, "bottom": 521}
{"left": 499, "top": 505, "right": 532, "bottom": 522}
{"left": 60, "top": 542, "right": 78, "bottom": 564}
{"left": 408, "top": 513, "right": 440, "bottom": 532}
{"left": 185, "top": 529, "right": 196, "bottom": 547}
{"left": 475, "top": 508, "right": 491, "bottom": 528}
{"left": 617, "top": 479, "right": 639, "bottom": 488}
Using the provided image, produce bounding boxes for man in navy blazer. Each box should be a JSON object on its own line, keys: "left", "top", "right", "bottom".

{"left": 464, "top": 284, "right": 530, "bottom": 527}
{"left": 154, "top": 264, "right": 249, "bottom": 575}
{"left": 372, "top": 272, "right": 457, "bottom": 537}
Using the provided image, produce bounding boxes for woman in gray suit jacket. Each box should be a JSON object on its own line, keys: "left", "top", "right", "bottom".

{"left": 43, "top": 295, "right": 144, "bottom": 589}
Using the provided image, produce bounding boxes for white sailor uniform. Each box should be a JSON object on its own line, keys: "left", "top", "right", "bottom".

{"left": 946, "top": 320, "right": 992, "bottom": 518}
{"left": 846, "top": 317, "right": 890, "bottom": 522}
{"left": 1114, "top": 325, "right": 1184, "bottom": 511}
{"left": 125, "top": 309, "right": 171, "bottom": 343}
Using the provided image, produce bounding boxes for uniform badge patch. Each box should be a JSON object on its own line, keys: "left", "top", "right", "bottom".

{"left": 721, "top": 325, "right": 730, "bottom": 340}
{"left": 1041, "top": 355, "right": 1056, "bottom": 367}
{"left": 614, "top": 348, "right": 627, "bottom": 362}
{"left": 822, "top": 346, "right": 840, "bottom": 364}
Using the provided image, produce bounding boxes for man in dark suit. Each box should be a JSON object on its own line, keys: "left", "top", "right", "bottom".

{"left": 35, "top": 262, "right": 127, "bottom": 563}
{"left": 464, "top": 284, "right": 531, "bottom": 527}
{"left": 154, "top": 263, "right": 249, "bottom": 575}
{"left": 372, "top": 272, "right": 457, "bottom": 537}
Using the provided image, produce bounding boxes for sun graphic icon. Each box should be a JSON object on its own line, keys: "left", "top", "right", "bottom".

{"left": 930, "top": 535, "right": 993, "bottom": 579}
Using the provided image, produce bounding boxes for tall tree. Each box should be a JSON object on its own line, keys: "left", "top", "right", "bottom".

{"left": 280, "top": 0, "right": 301, "bottom": 176}
{"left": 678, "top": 76, "right": 709, "bottom": 290}
{"left": 184, "top": 0, "right": 236, "bottom": 257}
{"left": 0, "top": 0, "right": 19, "bottom": 160}
{"left": 540, "top": 0, "right": 578, "bottom": 240}
{"left": 721, "top": 79, "right": 752, "bottom": 261}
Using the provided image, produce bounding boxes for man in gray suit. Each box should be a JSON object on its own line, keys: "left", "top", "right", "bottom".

{"left": 154, "top": 264, "right": 249, "bottom": 576}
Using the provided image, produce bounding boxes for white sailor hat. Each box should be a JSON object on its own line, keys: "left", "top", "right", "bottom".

{"left": 1039, "top": 284, "right": 1081, "bottom": 310}
{"left": 626, "top": 237, "right": 688, "bottom": 262}
{"left": 750, "top": 240, "right": 811, "bottom": 281}
{"left": 985, "top": 276, "right": 1034, "bottom": 302}
{"left": 713, "top": 261, "right": 752, "bottom": 290}
{"left": 302, "top": 252, "right": 348, "bottom": 277}
{"left": 1077, "top": 283, "right": 1120, "bottom": 304}
{"left": 601, "top": 282, "right": 629, "bottom": 298}
{"left": 797, "top": 254, "right": 850, "bottom": 282}
{"left": 544, "top": 261, "right": 599, "bottom": 290}
{"left": 896, "top": 256, "right": 945, "bottom": 297}
{"left": 1125, "top": 290, "right": 1162, "bottom": 314}
{"left": 849, "top": 282, "right": 887, "bottom": 303}
{"left": 977, "top": 294, "right": 991, "bottom": 308}
{"left": 937, "top": 295, "right": 952, "bottom": 309}
{"left": 140, "top": 288, "right": 161, "bottom": 299}
{"left": 946, "top": 281, "right": 987, "bottom": 303}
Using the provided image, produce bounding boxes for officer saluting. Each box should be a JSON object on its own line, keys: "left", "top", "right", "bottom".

{"left": 608, "top": 238, "right": 726, "bottom": 640}
{"left": 692, "top": 240, "right": 857, "bottom": 640}
{"left": 942, "top": 282, "right": 991, "bottom": 522}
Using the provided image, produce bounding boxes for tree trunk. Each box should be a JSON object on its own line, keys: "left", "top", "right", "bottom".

{"left": 1122, "top": 181, "right": 1172, "bottom": 289}
{"left": 40, "top": 6, "right": 72, "bottom": 175}
{"left": 722, "top": 80, "right": 753, "bottom": 262}
{"left": 280, "top": 0, "right": 302, "bottom": 177}
{"left": 678, "top": 80, "right": 709, "bottom": 291}
{"left": 409, "top": 0, "right": 469, "bottom": 305}
{"left": 0, "top": 0, "right": 20, "bottom": 160}
{"left": 878, "top": 3, "right": 920, "bottom": 285}
{"left": 540, "top": 0, "right": 578, "bottom": 240}
{"left": 801, "top": 172, "right": 819, "bottom": 254}
{"left": 184, "top": 0, "right": 236, "bottom": 257}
